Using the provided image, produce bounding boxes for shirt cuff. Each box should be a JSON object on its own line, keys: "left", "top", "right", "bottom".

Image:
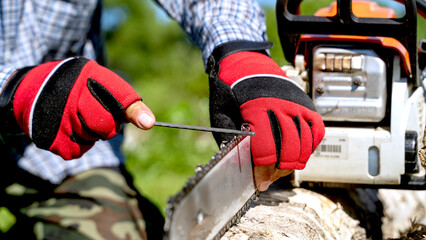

{"left": 0, "top": 66, "right": 18, "bottom": 93}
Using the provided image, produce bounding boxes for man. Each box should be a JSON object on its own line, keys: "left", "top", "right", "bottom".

{"left": 0, "top": 0, "right": 324, "bottom": 239}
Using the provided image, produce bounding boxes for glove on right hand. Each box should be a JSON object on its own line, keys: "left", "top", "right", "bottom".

{"left": 208, "top": 42, "right": 325, "bottom": 170}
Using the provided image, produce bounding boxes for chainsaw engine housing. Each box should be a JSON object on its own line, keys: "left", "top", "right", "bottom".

{"left": 276, "top": 0, "right": 426, "bottom": 189}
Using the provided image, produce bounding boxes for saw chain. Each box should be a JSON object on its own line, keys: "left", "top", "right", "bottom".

{"left": 164, "top": 127, "right": 258, "bottom": 240}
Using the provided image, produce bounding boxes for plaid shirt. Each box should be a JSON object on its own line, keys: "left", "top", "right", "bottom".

{"left": 0, "top": 0, "right": 267, "bottom": 184}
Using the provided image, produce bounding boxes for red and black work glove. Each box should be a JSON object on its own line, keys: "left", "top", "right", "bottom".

{"left": 0, "top": 57, "right": 141, "bottom": 160}
{"left": 207, "top": 41, "right": 325, "bottom": 170}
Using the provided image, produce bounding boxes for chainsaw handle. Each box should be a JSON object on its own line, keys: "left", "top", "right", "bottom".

{"left": 276, "top": 0, "right": 421, "bottom": 85}
{"left": 283, "top": 0, "right": 426, "bottom": 19}
{"left": 395, "top": 0, "right": 426, "bottom": 18}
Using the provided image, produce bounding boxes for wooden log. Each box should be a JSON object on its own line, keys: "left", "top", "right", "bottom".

{"left": 221, "top": 187, "right": 367, "bottom": 240}
{"left": 221, "top": 186, "right": 426, "bottom": 240}
{"left": 379, "top": 189, "right": 426, "bottom": 239}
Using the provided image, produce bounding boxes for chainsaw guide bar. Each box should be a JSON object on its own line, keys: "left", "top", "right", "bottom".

{"left": 164, "top": 129, "right": 258, "bottom": 240}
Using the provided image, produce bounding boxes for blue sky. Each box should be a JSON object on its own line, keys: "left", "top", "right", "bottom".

{"left": 257, "top": 0, "right": 275, "bottom": 8}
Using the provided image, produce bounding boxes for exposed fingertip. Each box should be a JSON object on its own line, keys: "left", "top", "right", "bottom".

{"left": 257, "top": 181, "right": 272, "bottom": 192}
{"left": 138, "top": 112, "right": 155, "bottom": 129}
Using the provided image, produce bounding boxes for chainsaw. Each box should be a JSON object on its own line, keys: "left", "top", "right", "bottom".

{"left": 164, "top": 0, "right": 426, "bottom": 239}
{"left": 163, "top": 128, "right": 256, "bottom": 240}
{"left": 276, "top": 0, "right": 426, "bottom": 189}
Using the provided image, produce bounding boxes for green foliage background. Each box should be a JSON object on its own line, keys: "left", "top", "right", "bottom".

{"left": 1, "top": 0, "right": 425, "bottom": 232}
{"left": 106, "top": 0, "right": 286, "bottom": 215}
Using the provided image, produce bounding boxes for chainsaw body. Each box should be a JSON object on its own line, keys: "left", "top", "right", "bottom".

{"left": 276, "top": 0, "right": 426, "bottom": 189}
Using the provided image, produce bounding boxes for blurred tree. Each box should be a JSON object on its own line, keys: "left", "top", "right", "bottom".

{"left": 104, "top": 0, "right": 218, "bottom": 213}
{"left": 101, "top": 0, "right": 293, "bottom": 214}
{"left": 102, "top": 0, "right": 291, "bottom": 214}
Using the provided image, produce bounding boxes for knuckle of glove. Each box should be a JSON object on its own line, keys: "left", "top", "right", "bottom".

{"left": 236, "top": 77, "right": 325, "bottom": 170}
{"left": 213, "top": 50, "right": 325, "bottom": 169}
{"left": 13, "top": 57, "right": 140, "bottom": 159}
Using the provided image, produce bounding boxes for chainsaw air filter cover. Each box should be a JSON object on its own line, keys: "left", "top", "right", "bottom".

{"left": 312, "top": 47, "right": 387, "bottom": 122}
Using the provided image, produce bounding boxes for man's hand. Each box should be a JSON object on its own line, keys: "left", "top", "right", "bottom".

{"left": 125, "top": 101, "right": 155, "bottom": 130}
{"left": 4, "top": 57, "right": 154, "bottom": 159}
{"left": 254, "top": 166, "right": 293, "bottom": 191}
{"left": 207, "top": 41, "right": 325, "bottom": 191}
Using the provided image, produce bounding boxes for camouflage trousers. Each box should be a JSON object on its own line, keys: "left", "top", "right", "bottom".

{"left": 1, "top": 166, "right": 164, "bottom": 240}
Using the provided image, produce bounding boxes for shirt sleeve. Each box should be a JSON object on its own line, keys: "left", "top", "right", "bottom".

{"left": 154, "top": 0, "right": 268, "bottom": 64}
{"left": 0, "top": 66, "right": 18, "bottom": 93}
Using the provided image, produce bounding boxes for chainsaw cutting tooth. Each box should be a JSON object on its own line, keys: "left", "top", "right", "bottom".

{"left": 213, "top": 190, "right": 259, "bottom": 240}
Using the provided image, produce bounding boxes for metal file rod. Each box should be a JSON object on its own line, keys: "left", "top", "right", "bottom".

{"left": 154, "top": 122, "right": 255, "bottom": 136}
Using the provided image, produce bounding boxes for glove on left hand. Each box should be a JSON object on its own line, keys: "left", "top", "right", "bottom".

{"left": 0, "top": 57, "right": 141, "bottom": 159}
